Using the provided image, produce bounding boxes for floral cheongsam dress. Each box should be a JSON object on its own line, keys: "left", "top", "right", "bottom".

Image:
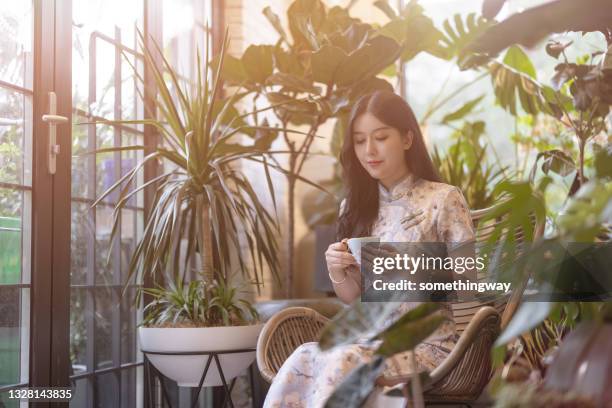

{"left": 263, "top": 174, "right": 475, "bottom": 408}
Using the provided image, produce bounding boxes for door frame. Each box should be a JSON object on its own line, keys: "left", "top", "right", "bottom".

{"left": 29, "top": 0, "right": 72, "bottom": 400}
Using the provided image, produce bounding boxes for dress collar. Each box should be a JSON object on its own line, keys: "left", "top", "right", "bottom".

{"left": 378, "top": 173, "right": 419, "bottom": 203}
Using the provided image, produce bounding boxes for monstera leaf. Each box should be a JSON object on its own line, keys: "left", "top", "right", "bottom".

{"left": 376, "top": 2, "right": 444, "bottom": 63}
{"left": 437, "top": 13, "right": 495, "bottom": 66}
{"left": 488, "top": 46, "right": 567, "bottom": 116}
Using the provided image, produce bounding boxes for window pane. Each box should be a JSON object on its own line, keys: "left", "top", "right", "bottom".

{"left": 70, "top": 288, "right": 89, "bottom": 372}
{"left": 0, "top": 189, "right": 22, "bottom": 285}
{"left": 94, "top": 286, "right": 116, "bottom": 369}
{"left": 0, "top": 89, "right": 32, "bottom": 187}
{"left": 70, "top": 378, "right": 91, "bottom": 408}
{"left": 0, "top": 287, "right": 28, "bottom": 390}
{"left": 96, "top": 372, "right": 119, "bottom": 408}
{"left": 0, "top": 1, "right": 32, "bottom": 396}
{"left": 163, "top": 0, "right": 213, "bottom": 83}
{"left": 0, "top": 1, "right": 33, "bottom": 89}
{"left": 72, "top": 3, "right": 145, "bottom": 398}
{"left": 71, "top": 202, "right": 93, "bottom": 285}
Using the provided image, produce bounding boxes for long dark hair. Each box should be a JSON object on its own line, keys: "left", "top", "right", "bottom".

{"left": 337, "top": 90, "right": 441, "bottom": 240}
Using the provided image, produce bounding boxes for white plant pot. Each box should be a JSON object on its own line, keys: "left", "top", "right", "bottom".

{"left": 139, "top": 324, "right": 264, "bottom": 387}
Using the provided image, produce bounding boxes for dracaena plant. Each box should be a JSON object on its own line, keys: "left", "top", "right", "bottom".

{"left": 90, "top": 29, "right": 289, "bottom": 325}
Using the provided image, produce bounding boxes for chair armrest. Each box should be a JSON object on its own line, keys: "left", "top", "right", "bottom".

{"left": 256, "top": 306, "right": 330, "bottom": 383}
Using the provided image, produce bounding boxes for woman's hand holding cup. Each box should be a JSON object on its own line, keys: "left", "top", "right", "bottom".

{"left": 325, "top": 239, "right": 357, "bottom": 283}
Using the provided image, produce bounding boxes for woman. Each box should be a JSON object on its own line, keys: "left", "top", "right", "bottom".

{"left": 263, "top": 90, "right": 475, "bottom": 407}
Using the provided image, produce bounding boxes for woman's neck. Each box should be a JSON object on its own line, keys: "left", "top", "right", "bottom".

{"left": 380, "top": 169, "right": 412, "bottom": 192}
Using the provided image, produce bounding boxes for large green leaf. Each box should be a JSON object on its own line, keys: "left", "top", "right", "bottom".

{"left": 495, "top": 302, "right": 553, "bottom": 346}
{"left": 376, "top": 7, "right": 444, "bottom": 63}
{"left": 241, "top": 45, "right": 274, "bottom": 84}
{"left": 326, "top": 22, "right": 370, "bottom": 54}
{"left": 321, "top": 6, "right": 360, "bottom": 34}
{"left": 437, "top": 13, "right": 494, "bottom": 65}
{"left": 468, "top": 0, "right": 612, "bottom": 56}
{"left": 503, "top": 45, "right": 536, "bottom": 78}
{"left": 482, "top": 0, "right": 506, "bottom": 19}
{"left": 594, "top": 143, "right": 612, "bottom": 179}
{"left": 489, "top": 48, "right": 563, "bottom": 116}
{"left": 347, "top": 76, "right": 394, "bottom": 102}
{"left": 532, "top": 149, "right": 576, "bottom": 179}
{"left": 311, "top": 45, "right": 348, "bottom": 85}
{"left": 265, "top": 91, "right": 319, "bottom": 118}
{"left": 335, "top": 36, "right": 400, "bottom": 86}
{"left": 273, "top": 45, "right": 305, "bottom": 77}
{"left": 266, "top": 72, "right": 320, "bottom": 94}
{"left": 318, "top": 293, "right": 407, "bottom": 351}
{"left": 376, "top": 313, "right": 447, "bottom": 357}
{"left": 287, "top": 0, "right": 327, "bottom": 51}
{"left": 558, "top": 180, "right": 612, "bottom": 242}
{"left": 214, "top": 54, "right": 247, "bottom": 84}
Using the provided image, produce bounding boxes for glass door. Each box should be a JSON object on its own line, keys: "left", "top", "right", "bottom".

{"left": 69, "top": 2, "right": 146, "bottom": 406}
{"left": 0, "top": 1, "right": 34, "bottom": 402}
{"left": 0, "top": 0, "right": 72, "bottom": 406}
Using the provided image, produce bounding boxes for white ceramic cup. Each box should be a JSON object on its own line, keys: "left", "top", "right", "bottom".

{"left": 347, "top": 236, "right": 380, "bottom": 264}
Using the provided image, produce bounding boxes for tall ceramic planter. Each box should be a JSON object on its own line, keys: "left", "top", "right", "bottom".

{"left": 139, "top": 323, "right": 264, "bottom": 387}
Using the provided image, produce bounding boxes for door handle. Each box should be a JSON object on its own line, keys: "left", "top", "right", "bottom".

{"left": 42, "top": 92, "right": 68, "bottom": 175}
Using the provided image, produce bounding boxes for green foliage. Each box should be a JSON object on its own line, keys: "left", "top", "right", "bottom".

{"left": 374, "top": 309, "right": 447, "bottom": 357}
{"left": 493, "top": 382, "right": 598, "bottom": 408}
{"left": 376, "top": 1, "right": 444, "bottom": 62}
{"left": 88, "top": 30, "right": 286, "bottom": 326}
{"left": 488, "top": 46, "right": 566, "bottom": 116}
{"left": 437, "top": 13, "right": 495, "bottom": 67}
{"left": 557, "top": 180, "right": 612, "bottom": 241}
{"left": 468, "top": 0, "right": 612, "bottom": 56}
{"left": 441, "top": 94, "right": 485, "bottom": 123}
{"left": 432, "top": 120, "right": 507, "bottom": 210}
{"left": 142, "top": 276, "right": 259, "bottom": 327}
{"left": 321, "top": 302, "right": 444, "bottom": 405}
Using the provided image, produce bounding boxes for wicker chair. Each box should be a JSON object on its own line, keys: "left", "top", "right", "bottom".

{"left": 256, "top": 204, "right": 544, "bottom": 404}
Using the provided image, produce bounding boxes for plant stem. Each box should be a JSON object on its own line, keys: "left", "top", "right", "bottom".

{"left": 578, "top": 138, "right": 585, "bottom": 186}
{"left": 196, "top": 194, "right": 214, "bottom": 283}
{"left": 286, "top": 154, "right": 296, "bottom": 298}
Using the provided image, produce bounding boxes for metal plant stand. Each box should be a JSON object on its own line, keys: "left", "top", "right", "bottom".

{"left": 142, "top": 348, "right": 256, "bottom": 408}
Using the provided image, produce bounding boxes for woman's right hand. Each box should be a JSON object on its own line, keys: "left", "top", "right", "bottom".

{"left": 325, "top": 240, "right": 357, "bottom": 279}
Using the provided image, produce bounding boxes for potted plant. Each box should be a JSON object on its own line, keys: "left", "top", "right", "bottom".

{"left": 90, "top": 30, "right": 286, "bottom": 387}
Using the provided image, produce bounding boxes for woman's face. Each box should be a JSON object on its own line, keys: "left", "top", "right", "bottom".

{"left": 352, "top": 112, "right": 412, "bottom": 188}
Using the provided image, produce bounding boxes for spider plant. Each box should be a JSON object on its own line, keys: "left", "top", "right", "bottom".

{"left": 142, "top": 275, "right": 259, "bottom": 327}
{"left": 90, "top": 29, "right": 292, "bottom": 324}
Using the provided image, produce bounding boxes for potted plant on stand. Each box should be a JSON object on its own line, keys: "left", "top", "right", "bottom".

{"left": 90, "top": 31, "right": 285, "bottom": 389}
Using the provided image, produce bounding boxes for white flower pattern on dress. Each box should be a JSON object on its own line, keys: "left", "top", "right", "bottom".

{"left": 263, "top": 175, "right": 475, "bottom": 408}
